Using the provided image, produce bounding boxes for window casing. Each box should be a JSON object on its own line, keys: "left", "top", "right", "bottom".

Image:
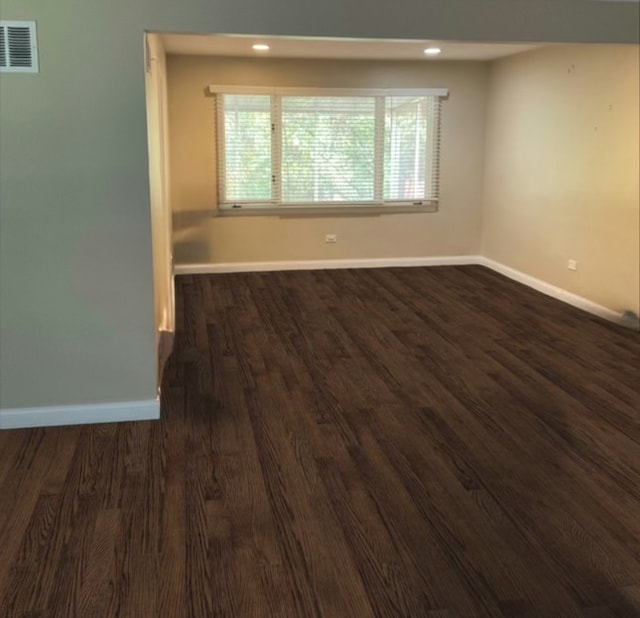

{"left": 210, "top": 86, "right": 446, "bottom": 212}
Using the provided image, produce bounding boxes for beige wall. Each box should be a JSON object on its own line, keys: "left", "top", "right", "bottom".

{"left": 167, "top": 56, "right": 488, "bottom": 264}
{"left": 482, "top": 45, "right": 640, "bottom": 315}
{"left": 145, "top": 34, "right": 174, "bottom": 347}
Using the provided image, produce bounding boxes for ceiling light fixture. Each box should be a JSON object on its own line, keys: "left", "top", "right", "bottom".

{"left": 424, "top": 47, "right": 442, "bottom": 56}
{"left": 252, "top": 43, "right": 270, "bottom": 52}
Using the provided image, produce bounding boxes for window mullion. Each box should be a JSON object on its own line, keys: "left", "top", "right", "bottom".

{"left": 374, "top": 96, "right": 385, "bottom": 204}
{"left": 271, "top": 95, "right": 282, "bottom": 205}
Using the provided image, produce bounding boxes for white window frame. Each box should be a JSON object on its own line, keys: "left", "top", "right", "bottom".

{"left": 209, "top": 85, "right": 447, "bottom": 213}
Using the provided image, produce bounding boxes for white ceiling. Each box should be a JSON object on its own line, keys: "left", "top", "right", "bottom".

{"left": 161, "top": 34, "right": 543, "bottom": 62}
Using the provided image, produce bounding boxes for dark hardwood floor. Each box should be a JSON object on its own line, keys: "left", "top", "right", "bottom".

{"left": 1, "top": 265, "right": 639, "bottom": 617}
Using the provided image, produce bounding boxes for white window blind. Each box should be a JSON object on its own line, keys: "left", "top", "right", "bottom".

{"left": 280, "top": 96, "right": 377, "bottom": 204}
{"left": 213, "top": 88, "right": 445, "bottom": 210}
{"left": 219, "top": 94, "right": 273, "bottom": 203}
{"left": 384, "top": 96, "right": 441, "bottom": 203}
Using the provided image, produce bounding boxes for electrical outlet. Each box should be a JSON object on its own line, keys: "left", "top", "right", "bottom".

{"left": 568, "top": 260, "right": 577, "bottom": 271}
{"left": 325, "top": 234, "right": 337, "bottom": 244}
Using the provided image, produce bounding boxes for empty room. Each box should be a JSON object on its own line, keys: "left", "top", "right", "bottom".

{"left": 1, "top": 0, "right": 639, "bottom": 616}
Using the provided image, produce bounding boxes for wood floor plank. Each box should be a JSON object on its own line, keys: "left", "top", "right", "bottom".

{"left": 1, "top": 265, "right": 639, "bottom": 617}
{"left": 0, "top": 430, "right": 59, "bottom": 612}
{"left": 78, "top": 508, "right": 121, "bottom": 617}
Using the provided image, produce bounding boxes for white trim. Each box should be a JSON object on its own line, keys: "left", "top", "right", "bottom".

{"left": 174, "top": 256, "right": 635, "bottom": 328}
{"left": 0, "top": 398, "right": 160, "bottom": 430}
{"left": 218, "top": 201, "right": 438, "bottom": 211}
{"left": 208, "top": 85, "right": 449, "bottom": 97}
{"left": 175, "top": 256, "right": 480, "bottom": 275}
{"left": 478, "top": 257, "right": 631, "bottom": 327}
{"left": 215, "top": 203, "right": 437, "bottom": 216}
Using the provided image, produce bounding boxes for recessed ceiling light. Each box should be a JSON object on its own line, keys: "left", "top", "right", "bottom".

{"left": 424, "top": 47, "right": 442, "bottom": 56}
{"left": 252, "top": 43, "right": 270, "bottom": 52}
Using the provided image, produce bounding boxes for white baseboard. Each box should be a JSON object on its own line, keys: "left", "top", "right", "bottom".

{"left": 478, "top": 257, "right": 630, "bottom": 327}
{"left": 174, "top": 255, "right": 481, "bottom": 275}
{"left": 176, "top": 255, "right": 634, "bottom": 329}
{"left": 0, "top": 398, "right": 160, "bottom": 430}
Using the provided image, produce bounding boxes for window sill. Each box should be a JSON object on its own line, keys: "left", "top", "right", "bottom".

{"left": 213, "top": 204, "right": 438, "bottom": 218}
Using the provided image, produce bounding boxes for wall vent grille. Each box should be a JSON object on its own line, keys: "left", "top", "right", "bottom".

{"left": 0, "top": 21, "right": 39, "bottom": 73}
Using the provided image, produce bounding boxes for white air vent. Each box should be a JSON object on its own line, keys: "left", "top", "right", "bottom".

{"left": 0, "top": 21, "right": 39, "bottom": 73}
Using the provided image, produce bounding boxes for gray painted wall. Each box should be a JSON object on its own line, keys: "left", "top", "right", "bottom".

{"left": 0, "top": 0, "right": 638, "bottom": 409}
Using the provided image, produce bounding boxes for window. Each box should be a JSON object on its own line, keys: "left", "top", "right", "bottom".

{"left": 211, "top": 87, "right": 447, "bottom": 211}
